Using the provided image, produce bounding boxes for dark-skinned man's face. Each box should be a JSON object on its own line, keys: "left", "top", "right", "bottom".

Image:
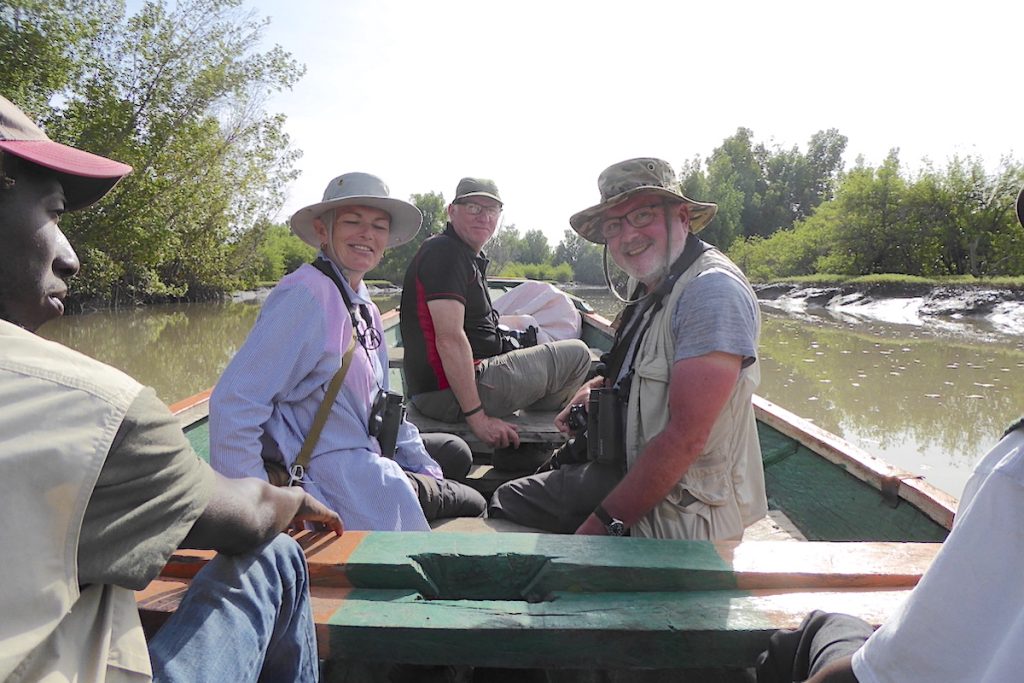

{"left": 0, "top": 169, "right": 80, "bottom": 332}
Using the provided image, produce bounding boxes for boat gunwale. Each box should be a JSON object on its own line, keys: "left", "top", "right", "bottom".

{"left": 172, "top": 304, "right": 957, "bottom": 531}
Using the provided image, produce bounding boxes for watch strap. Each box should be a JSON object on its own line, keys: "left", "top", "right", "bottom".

{"left": 594, "top": 504, "right": 615, "bottom": 526}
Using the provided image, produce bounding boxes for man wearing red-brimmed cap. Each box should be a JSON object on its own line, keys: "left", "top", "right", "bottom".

{"left": 0, "top": 94, "right": 340, "bottom": 682}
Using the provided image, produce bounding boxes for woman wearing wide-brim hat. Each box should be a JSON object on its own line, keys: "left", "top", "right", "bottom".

{"left": 210, "top": 172, "right": 485, "bottom": 530}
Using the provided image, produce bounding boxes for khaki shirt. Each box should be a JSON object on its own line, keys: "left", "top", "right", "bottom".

{"left": 625, "top": 250, "right": 768, "bottom": 540}
{"left": 0, "top": 321, "right": 212, "bottom": 681}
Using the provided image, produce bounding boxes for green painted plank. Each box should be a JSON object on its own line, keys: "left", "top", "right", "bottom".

{"left": 342, "top": 533, "right": 733, "bottom": 599}
{"left": 325, "top": 588, "right": 910, "bottom": 668}
{"left": 186, "top": 417, "right": 210, "bottom": 463}
{"left": 759, "top": 422, "right": 948, "bottom": 542}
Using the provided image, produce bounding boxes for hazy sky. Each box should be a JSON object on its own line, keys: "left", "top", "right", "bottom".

{"left": 239, "top": 0, "right": 1020, "bottom": 245}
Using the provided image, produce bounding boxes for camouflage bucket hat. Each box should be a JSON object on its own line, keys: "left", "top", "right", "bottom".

{"left": 569, "top": 158, "right": 718, "bottom": 244}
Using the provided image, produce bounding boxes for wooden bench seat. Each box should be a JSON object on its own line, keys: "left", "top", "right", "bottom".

{"left": 138, "top": 530, "right": 940, "bottom": 670}
{"left": 406, "top": 403, "right": 566, "bottom": 453}
{"left": 390, "top": 343, "right": 601, "bottom": 452}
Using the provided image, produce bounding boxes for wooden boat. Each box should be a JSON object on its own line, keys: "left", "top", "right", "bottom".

{"left": 147, "top": 293, "right": 959, "bottom": 674}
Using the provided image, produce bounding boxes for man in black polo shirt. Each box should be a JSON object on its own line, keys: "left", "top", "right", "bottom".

{"left": 400, "top": 177, "right": 591, "bottom": 451}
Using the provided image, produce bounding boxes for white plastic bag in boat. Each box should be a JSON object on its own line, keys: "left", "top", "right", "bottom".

{"left": 493, "top": 281, "right": 582, "bottom": 343}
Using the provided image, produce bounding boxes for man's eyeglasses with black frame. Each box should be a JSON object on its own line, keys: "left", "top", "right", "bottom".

{"left": 456, "top": 201, "right": 502, "bottom": 219}
{"left": 600, "top": 204, "right": 664, "bottom": 240}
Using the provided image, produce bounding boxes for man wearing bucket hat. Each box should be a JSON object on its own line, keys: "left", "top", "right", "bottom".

{"left": 399, "top": 177, "right": 592, "bottom": 454}
{"left": 0, "top": 94, "right": 342, "bottom": 681}
{"left": 211, "top": 172, "right": 486, "bottom": 531}
{"left": 490, "top": 158, "right": 767, "bottom": 540}
{"left": 752, "top": 187, "right": 1024, "bottom": 683}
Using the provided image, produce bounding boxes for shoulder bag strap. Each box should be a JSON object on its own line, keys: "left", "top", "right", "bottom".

{"left": 287, "top": 328, "right": 358, "bottom": 486}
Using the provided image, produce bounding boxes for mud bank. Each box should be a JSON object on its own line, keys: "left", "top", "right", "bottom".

{"left": 755, "top": 282, "right": 1024, "bottom": 335}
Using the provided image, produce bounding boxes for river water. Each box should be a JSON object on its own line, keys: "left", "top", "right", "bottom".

{"left": 38, "top": 286, "right": 1024, "bottom": 501}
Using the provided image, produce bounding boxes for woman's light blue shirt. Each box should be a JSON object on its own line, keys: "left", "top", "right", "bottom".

{"left": 210, "top": 260, "right": 441, "bottom": 530}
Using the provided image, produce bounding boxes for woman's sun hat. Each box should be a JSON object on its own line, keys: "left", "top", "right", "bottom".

{"left": 290, "top": 172, "right": 422, "bottom": 248}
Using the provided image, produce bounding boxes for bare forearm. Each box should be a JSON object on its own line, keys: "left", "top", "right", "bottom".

{"left": 182, "top": 476, "right": 306, "bottom": 555}
{"left": 586, "top": 353, "right": 741, "bottom": 530}
{"left": 600, "top": 426, "right": 702, "bottom": 525}
{"left": 435, "top": 332, "right": 482, "bottom": 412}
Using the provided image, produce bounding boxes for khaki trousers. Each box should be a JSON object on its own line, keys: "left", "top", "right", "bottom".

{"left": 405, "top": 432, "right": 486, "bottom": 520}
{"left": 412, "top": 339, "right": 592, "bottom": 421}
{"left": 488, "top": 461, "right": 623, "bottom": 533}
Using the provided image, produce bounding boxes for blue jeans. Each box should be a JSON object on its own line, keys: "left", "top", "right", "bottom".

{"left": 149, "top": 534, "right": 318, "bottom": 682}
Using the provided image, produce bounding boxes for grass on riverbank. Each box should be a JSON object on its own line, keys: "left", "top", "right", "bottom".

{"left": 758, "top": 273, "right": 1024, "bottom": 289}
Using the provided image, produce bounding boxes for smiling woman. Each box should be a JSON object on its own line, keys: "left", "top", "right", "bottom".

{"left": 208, "top": 171, "right": 488, "bottom": 533}
{"left": 314, "top": 205, "right": 391, "bottom": 287}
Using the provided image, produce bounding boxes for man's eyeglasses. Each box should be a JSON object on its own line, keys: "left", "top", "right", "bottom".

{"left": 458, "top": 201, "right": 502, "bottom": 219}
{"left": 600, "top": 204, "right": 663, "bottom": 240}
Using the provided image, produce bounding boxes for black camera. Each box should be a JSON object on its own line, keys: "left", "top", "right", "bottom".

{"left": 498, "top": 324, "right": 539, "bottom": 353}
{"left": 567, "top": 403, "right": 588, "bottom": 433}
{"left": 549, "top": 390, "right": 625, "bottom": 470}
{"left": 369, "top": 390, "right": 405, "bottom": 458}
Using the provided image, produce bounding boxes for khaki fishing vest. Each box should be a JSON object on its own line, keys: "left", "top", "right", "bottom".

{"left": 0, "top": 321, "right": 151, "bottom": 682}
{"left": 625, "top": 249, "right": 768, "bottom": 540}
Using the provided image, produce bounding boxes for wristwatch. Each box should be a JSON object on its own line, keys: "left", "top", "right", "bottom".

{"left": 593, "top": 505, "right": 626, "bottom": 536}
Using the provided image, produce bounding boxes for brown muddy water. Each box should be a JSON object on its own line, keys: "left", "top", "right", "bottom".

{"left": 37, "top": 287, "right": 1024, "bottom": 500}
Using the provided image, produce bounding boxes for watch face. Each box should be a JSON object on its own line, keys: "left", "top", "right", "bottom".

{"left": 607, "top": 520, "right": 626, "bottom": 536}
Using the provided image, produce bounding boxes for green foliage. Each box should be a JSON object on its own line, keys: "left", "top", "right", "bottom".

{"left": 751, "top": 272, "right": 1024, "bottom": 288}
{"left": 683, "top": 127, "right": 848, "bottom": 250}
{"left": 552, "top": 229, "right": 605, "bottom": 284}
{"left": 727, "top": 151, "right": 1024, "bottom": 281}
{"left": 497, "top": 261, "right": 572, "bottom": 282}
{"left": 232, "top": 223, "right": 315, "bottom": 283}
{"left": 518, "top": 228, "right": 551, "bottom": 264}
{"left": 484, "top": 224, "right": 523, "bottom": 271}
{"left": 479, "top": 224, "right": 553, "bottom": 270}
{"left": 0, "top": 1, "right": 120, "bottom": 117}
{"left": 5, "top": 0, "right": 304, "bottom": 305}
{"left": 371, "top": 191, "right": 447, "bottom": 284}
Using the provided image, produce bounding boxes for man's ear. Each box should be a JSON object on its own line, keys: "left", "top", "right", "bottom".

{"left": 677, "top": 203, "right": 691, "bottom": 228}
{"left": 447, "top": 203, "right": 456, "bottom": 221}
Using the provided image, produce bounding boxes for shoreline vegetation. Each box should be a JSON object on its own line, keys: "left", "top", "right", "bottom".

{"left": 78, "top": 274, "right": 1024, "bottom": 319}
{"left": 14, "top": 3, "right": 1022, "bottom": 312}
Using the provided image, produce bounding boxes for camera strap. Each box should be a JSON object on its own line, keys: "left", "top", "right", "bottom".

{"left": 287, "top": 331, "right": 357, "bottom": 485}
{"left": 601, "top": 234, "right": 712, "bottom": 396}
{"left": 273, "top": 258, "right": 366, "bottom": 487}
{"left": 312, "top": 258, "right": 374, "bottom": 335}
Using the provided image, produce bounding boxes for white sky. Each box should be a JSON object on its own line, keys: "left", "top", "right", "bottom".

{"left": 240, "top": 0, "right": 1021, "bottom": 245}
